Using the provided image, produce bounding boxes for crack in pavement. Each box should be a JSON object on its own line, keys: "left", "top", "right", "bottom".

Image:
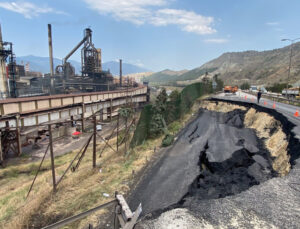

{"left": 134, "top": 100, "right": 300, "bottom": 229}
{"left": 130, "top": 108, "right": 273, "bottom": 218}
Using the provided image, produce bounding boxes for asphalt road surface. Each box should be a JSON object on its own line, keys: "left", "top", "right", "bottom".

{"left": 215, "top": 91, "right": 300, "bottom": 139}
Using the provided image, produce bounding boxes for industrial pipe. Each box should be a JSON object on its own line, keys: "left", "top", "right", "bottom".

{"left": 63, "top": 28, "right": 92, "bottom": 64}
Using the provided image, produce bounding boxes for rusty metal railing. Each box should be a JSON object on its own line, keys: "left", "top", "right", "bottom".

{"left": 41, "top": 194, "right": 142, "bottom": 229}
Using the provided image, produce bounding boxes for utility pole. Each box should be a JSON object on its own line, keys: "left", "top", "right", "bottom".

{"left": 282, "top": 38, "right": 300, "bottom": 100}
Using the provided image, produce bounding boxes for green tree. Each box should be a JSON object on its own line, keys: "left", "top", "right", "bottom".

{"left": 155, "top": 88, "right": 168, "bottom": 113}
{"left": 118, "top": 107, "right": 133, "bottom": 119}
{"left": 215, "top": 76, "right": 224, "bottom": 91}
{"left": 149, "top": 88, "right": 168, "bottom": 138}
{"left": 266, "top": 83, "right": 291, "bottom": 93}
{"left": 166, "top": 90, "right": 181, "bottom": 124}
{"left": 240, "top": 82, "right": 250, "bottom": 90}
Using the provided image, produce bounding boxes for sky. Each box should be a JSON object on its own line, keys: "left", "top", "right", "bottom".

{"left": 0, "top": 0, "right": 300, "bottom": 72}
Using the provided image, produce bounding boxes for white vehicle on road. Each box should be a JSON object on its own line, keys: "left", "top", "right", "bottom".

{"left": 249, "top": 86, "right": 258, "bottom": 93}
{"left": 96, "top": 124, "right": 102, "bottom": 131}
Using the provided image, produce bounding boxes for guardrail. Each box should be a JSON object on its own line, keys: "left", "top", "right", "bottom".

{"left": 245, "top": 91, "right": 300, "bottom": 107}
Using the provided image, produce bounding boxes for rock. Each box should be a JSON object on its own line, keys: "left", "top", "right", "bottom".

{"left": 247, "top": 162, "right": 267, "bottom": 183}
{"left": 252, "top": 155, "right": 269, "bottom": 168}
{"left": 103, "top": 193, "right": 109, "bottom": 197}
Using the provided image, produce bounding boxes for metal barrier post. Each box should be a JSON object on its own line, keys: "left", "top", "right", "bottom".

{"left": 93, "top": 116, "right": 97, "bottom": 168}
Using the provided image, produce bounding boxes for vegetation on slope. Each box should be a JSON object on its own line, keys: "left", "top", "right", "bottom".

{"left": 131, "top": 82, "right": 214, "bottom": 147}
{"left": 145, "top": 68, "right": 217, "bottom": 85}
{"left": 177, "top": 67, "right": 217, "bottom": 81}
{"left": 266, "top": 83, "right": 291, "bottom": 93}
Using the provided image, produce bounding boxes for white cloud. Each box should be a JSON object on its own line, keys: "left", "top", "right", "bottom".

{"left": 83, "top": 0, "right": 216, "bottom": 35}
{"left": 266, "top": 22, "right": 279, "bottom": 26}
{"left": 151, "top": 9, "right": 215, "bottom": 34}
{"left": 0, "top": 1, "right": 66, "bottom": 19}
{"left": 204, "top": 38, "right": 228, "bottom": 44}
{"left": 84, "top": 0, "right": 167, "bottom": 25}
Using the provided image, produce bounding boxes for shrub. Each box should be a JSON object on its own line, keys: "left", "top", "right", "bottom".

{"left": 161, "top": 134, "right": 174, "bottom": 147}
{"left": 131, "top": 82, "right": 212, "bottom": 147}
{"left": 240, "top": 82, "right": 250, "bottom": 90}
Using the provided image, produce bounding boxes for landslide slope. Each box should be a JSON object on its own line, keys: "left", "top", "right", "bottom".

{"left": 135, "top": 101, "right": 300, "bottom": 229}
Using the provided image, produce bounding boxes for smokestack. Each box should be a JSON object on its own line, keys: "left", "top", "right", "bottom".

{"left": 0, "top": 24, "right": 8, "bottom": 98}
{"left": 48, "top": 24, "right": 54, "bottom": 76}
{"left": 119, "top": 59, "right": 122, "bottom": 87}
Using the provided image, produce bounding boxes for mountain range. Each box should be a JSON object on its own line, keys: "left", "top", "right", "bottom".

{"left": 146, "top": 42, "right": 300, "bottom": 86}
{"left": 17, "top": 41, "right": 300, "bottom": 87}
{"left": 16, "top": 55, "right": 150, "bottom": 76}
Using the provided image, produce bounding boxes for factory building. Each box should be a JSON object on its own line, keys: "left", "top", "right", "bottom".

{"left": 0, "top": 24, "right": 139, "bottom": 99}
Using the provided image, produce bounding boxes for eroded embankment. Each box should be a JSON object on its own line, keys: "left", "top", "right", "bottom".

{"left": 136, "top": 100, "right": 300, "bottom": 229}
{"left": 181, "top": 101, "right": 280, "bottom": 202}
{"left": 201, "top": 100, "right": 290, "bottom": 176}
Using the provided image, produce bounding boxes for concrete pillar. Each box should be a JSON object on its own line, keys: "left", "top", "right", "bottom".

{"left": 103, "top": 108, "right": 107, "bottom": 121}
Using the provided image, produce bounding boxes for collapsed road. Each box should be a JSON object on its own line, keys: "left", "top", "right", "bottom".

{"left": 130, "top": 98, "right": 300, "bottom": 229}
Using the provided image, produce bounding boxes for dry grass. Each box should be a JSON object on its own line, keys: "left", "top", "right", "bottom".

{"left": 200, "top": 100, "right": 246, "bottom": 113}
{"left": 0, "top": 133, "right": 153, "bottom": 228}
{"left": 1, "top": 135, "right": 150, "bottom": 228}
{"left": 244, "top": 108, "right": 290, "bottom": 176}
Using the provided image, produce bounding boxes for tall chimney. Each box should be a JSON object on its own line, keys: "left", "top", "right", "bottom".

{"left": 0, "top": 24, "right": 8, "bottom": 98}
{"left": 48, "top": 24, "right": 54, "bottom": 76}
{"left": 119, "top": 59, "right": 122, "bottom": 87}
{"left": 48, "top": 24, "right": 54, "bottom": 92}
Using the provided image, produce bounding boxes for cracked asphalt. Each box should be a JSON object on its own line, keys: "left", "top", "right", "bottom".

{"left": 131, "top": 92, "right": 300, "bottom": 229}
